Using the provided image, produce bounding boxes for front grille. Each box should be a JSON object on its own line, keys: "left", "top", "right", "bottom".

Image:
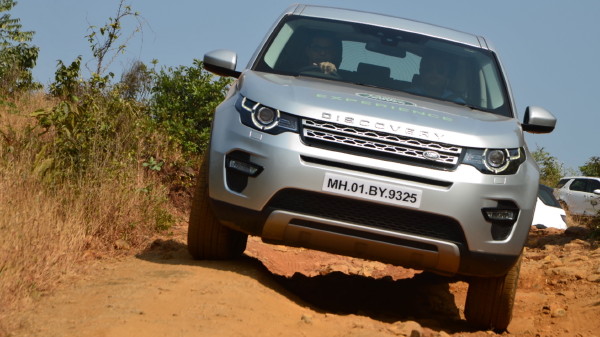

{"left": 301, "top": 118, "right": 462, "bottom": 170}
{"left": 267, "top": 189, "right": 467, "bottom": 246}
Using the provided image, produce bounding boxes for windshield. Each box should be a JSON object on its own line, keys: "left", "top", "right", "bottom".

{"left": 538, "top": 184, "right": 562, "bottom": 208}
{"left": 254, "top": 15, "right": 512, "bottom": 117}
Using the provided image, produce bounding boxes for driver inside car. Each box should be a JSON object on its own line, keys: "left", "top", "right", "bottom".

{"left": 303, "top": 33, "right": 341, "bottom": 75}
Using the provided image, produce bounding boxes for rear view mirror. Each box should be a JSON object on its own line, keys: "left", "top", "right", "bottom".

{"left": 522, "top": 106, "right": 556, "bottom": 134}
{"left": 203, "top": 49, "right": 241, "bottom": 78}
{"left": 365, "top": 41, "right": 406, "bottom": 58}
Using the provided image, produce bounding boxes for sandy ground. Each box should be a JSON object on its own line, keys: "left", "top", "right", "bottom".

{"left": 5, "top": 225, "right": 600, "bottom": 337}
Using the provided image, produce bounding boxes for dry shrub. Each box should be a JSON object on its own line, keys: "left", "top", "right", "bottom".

{"left": 0, "top": 92, "right": 181, "bottom": 332}
{"left": 0, "top": 168, "right": 87, "bottom": 317}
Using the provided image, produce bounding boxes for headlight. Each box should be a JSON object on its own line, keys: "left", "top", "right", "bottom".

{"left": 463, "top": 148, "right": 525, "bottom": 174}
{"left": 235, "top": 96, "right": 298, "bottom": 134}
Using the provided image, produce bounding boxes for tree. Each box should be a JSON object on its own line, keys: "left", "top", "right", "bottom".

{"left": 85, "top": 0, "right": 144, "bottom": 84}
{"left": 579, "top": 156, "right": 600, "bottom": 177}
{"left": 0, "top": 0, "right": 39, "bottom": 93}
{"left": 531, "top": 147, "right": 564, "bottom": 187}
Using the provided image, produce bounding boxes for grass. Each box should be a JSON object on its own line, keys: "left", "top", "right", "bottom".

{"left": 567, "top": 212, "right": 600, "bottom": 237}
{"left": 0, "top": 92, "right": 187, "bottom": 332}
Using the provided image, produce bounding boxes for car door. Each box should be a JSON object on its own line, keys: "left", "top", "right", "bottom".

{"left": 566, "top": 179, "right": 589, "bottom": 215}
{"left": 582, "top": 178, "right": 600, "bottom": 216}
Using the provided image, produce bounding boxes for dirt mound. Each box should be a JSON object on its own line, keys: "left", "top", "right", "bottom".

{"left": 6, "top": 225, "right": 599, "bottom": 337}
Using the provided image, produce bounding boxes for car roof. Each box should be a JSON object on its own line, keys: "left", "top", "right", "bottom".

{"left": 560, "top": 176, "right": 600, "bottom": 180}
{"left": 286, "top": 4, "right": 489, "bottom": 50}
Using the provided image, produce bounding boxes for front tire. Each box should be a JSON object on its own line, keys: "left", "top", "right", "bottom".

{"left": 187, "top": 154, "right": 248, "bottom": 260}
{"left": 464, "top": 254, "right": 522, "bottom": 331}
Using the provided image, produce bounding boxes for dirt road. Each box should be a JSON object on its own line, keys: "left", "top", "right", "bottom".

{"left": 8, "top": 226, "right": 600, "bottom": 337}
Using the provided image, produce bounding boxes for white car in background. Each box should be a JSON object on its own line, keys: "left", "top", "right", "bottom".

{"left": 533, "top": 184, "right": 567, "bottom": 229}
{"left": 554, "top": 176, "right": 600, "bottom": 216}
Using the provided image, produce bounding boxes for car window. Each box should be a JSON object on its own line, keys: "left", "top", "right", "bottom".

{"left": 538, "top": 185, "right": 561, "bottom": 207}
{"left": 587, "top": 179, "right": 600, "bottom": 192}
{"left": 556, "top": 179, "right": 569, "bottom": 189}
{"left": 569, "top": 179, "right": 588, "bottom": 192}
{"left": 254, "top": 15, "right": 512, "bottom": 117}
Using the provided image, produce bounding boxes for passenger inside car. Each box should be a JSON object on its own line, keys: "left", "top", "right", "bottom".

{"left": 410, "top": 51, "right": 464, "bottom": 103}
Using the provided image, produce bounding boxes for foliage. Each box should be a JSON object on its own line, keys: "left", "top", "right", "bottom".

{"left": 148, "top": 59, "right": 232, "bottom": 154}
{"left": 579, "top": 156, "right": 600, "bottom": 177}
{"left": 120, "top": 59, "right": 153, "bottom": 101}
{"left": 578, "top": 156, "right": 600, "bottom": 238}
{"left": 38, "top": 1, "right": 154, "bottom": 179}
{"left": 29, "top": 0, "right": 176, "bottom": 234}
{"left": 0, "top": 1, "right": 214, "bottom": 319}
{"left": 48, "top": 56, "right": 83, "bottom": 99}
{"left": 531, "top": 147, "right": 565, "bottom": 187}
{"left": 85, "top": 0, "right": 143, "bottom": 82}
{"left": 0, "top": 0, "right": 40, "bottom": 94}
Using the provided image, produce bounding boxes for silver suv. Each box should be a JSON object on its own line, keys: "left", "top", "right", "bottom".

{"left": 189, "top": 4, "right": 556, "bottom": 330}
{"left": 555, "top": 177, "right": 600, "bottom": 216}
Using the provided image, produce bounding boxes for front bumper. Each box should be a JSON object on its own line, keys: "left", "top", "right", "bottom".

{"left": 207, "top": 100, "right": 537, "bottom": 277}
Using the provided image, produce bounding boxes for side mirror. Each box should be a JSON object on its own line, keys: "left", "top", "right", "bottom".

{"left": 522, "top": 106, "right": 556, "bottom": 134}
{"left": 593, "top": 189, "right": 600, "bottom": 195}
{"left": 203, "top": 49, "right": 241, "bottom": 78}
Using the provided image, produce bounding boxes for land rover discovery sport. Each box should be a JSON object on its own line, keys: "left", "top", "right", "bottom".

{"left": 189, "top": 4, "right": 557, "bottom": 330}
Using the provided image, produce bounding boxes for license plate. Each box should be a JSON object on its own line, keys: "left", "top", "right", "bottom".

{"left": 322, "top": 172, "right": 422, "bottom": 208}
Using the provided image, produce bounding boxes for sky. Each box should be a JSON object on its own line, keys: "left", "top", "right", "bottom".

{"left": 11, "top": 0, "right": 600, "bottom": 172}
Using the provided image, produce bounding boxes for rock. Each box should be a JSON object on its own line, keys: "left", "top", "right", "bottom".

{"left": 564, "top": 255, "right": 589, "bottom": 263}
{"left": 542, "top": 254, "right": 563, "bottom": 267}
{"left": 325, "top": 264, "right": 350, "bottom": 274}
{"left": 300, "top": 313, "right": 313, "bottom": 324}
{"left": 545, "top": 266, "right": 586, "bottom": 279}
{"left": 587, "top": 274, "right": 600, "bottom": 283}
{"left": 565, "top": 239, "right": 591, "bottom": 250}
{"left": 564, "top": 226, "right": 591, "bottom": 237}
{"left": 542, "top": 254, "right": 560, "bottom": 262}
{"left": 551, "top": 307, "right": 567, "bottom": 318}
{"left": 390, "top": 321, "right": 422, "bottom": 337}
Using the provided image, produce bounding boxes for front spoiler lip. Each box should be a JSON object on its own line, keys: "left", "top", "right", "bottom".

{"left": 210, "top": 198, "right": 520, "bottom": 277}
{"left": 262, "top": 210, "right": 461, "bottom": 275}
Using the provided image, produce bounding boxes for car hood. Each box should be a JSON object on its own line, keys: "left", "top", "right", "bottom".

{"left": 237, "top": 71, "right": 524, "bottom": 148}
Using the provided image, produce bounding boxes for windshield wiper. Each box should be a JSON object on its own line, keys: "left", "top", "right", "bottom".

{"left": 450, "top": 100, "right": 479, "bottom": 110}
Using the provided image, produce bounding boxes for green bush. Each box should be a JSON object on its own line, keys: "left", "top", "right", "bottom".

{"left": 37, "top": 57, "right": 145, "bottom": 178}
{"left": 29, "top": 56, "right": 179, "bottom": 235}
{"left": 148, "top": 59, "right": 232, "bottom": 155}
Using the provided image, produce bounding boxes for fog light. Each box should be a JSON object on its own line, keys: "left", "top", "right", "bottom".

{"left": 483, "top": 209, "right": 517, "bottom": 221}
{"left": 482, "top": 202, "right": 520, "bottom": 240}
{"left": 227, "top": 158, "right": 263, "bottom": 177}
